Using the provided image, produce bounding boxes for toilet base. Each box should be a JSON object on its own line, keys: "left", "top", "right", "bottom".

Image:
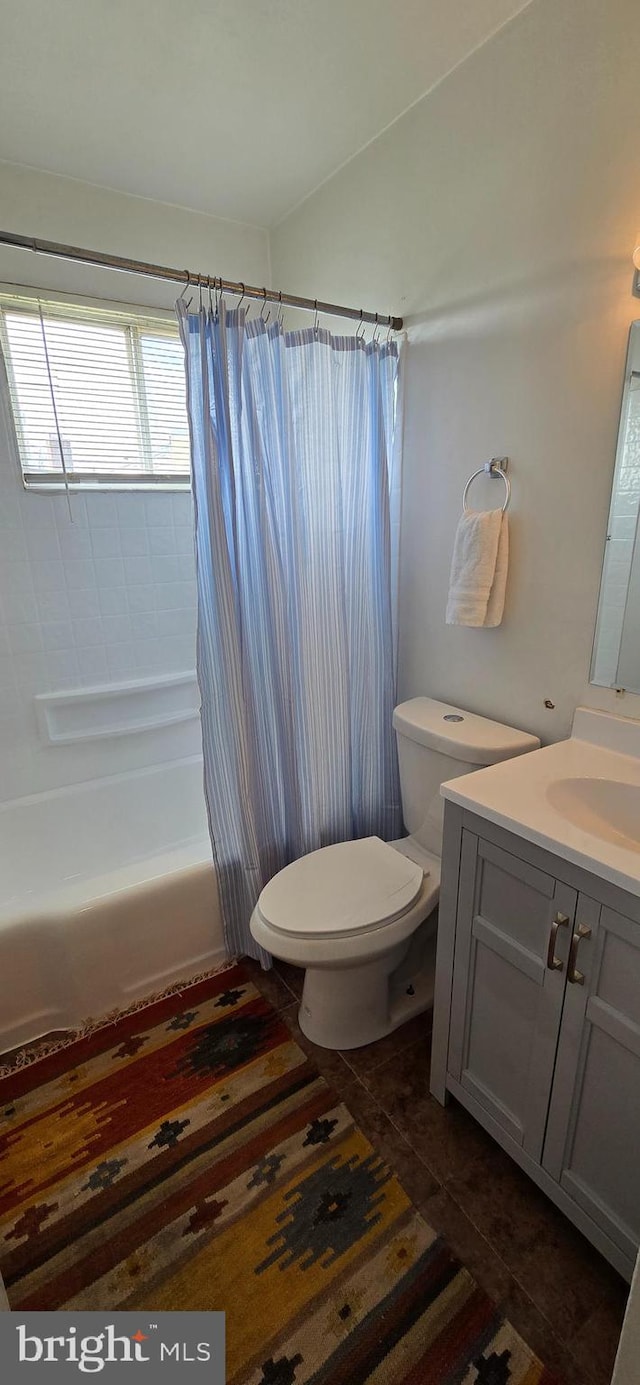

{"left": 297, "top": 931, "right": 437, "bottom": 1050}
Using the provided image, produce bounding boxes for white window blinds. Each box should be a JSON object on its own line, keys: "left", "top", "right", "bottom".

{"left": 0, "top": 291, "right": 190, "bottom": 489}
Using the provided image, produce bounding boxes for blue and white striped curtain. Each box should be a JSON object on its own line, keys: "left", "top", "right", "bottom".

{"left": 177, "top": 302, "right": 403, "bottom": 965}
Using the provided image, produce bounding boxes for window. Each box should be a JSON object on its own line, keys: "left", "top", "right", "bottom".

{"left": 0, "top": 291, "right": 190, "bottom": 490}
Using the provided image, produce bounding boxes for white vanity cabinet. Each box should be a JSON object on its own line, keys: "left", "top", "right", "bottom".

{"left": 432, "top": 803, "right": 640, "bottom": 1281}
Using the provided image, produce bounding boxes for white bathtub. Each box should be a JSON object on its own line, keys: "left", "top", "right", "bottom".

{"left": 0, "top": 756, "right": 226, "bottom": 1053}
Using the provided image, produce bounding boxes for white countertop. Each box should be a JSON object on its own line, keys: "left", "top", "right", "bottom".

{"left": 441, "top": 708, "right": 640, "bottom": 898}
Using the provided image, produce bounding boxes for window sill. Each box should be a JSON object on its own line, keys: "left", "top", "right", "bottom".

{"left": 23, "top": 474, "right": 191, "bottom": 494}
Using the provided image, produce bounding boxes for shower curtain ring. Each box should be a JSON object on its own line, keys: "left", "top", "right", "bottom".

{"left": 313, "top": 299, "right": 319, "bottom": 334}
{"left": 261, "top": 287, "right": 270, "bottom": 322}
{"left": 181, "top": 269, "right": 193, "bottom": 310}
{"left": 237, "top": 283, "right": 246, "bottom": 311}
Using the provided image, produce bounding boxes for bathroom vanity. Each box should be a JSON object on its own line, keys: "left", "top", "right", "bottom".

{"left": 431, "top": 708, "right": 640, "bottom": 1281}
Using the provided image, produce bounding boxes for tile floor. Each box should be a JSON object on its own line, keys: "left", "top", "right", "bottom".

{"left": 247, "top": 958, "right": 629, "bottom": 1385}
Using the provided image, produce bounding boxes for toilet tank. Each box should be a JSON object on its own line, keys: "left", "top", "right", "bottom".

{"left": 392, "top": 698, "right": 539, "bottom": 857}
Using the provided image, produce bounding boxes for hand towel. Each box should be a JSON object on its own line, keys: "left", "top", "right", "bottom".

{"left": 484, "top": 511, "right": 509, "bottom": 627}
{"left": 445, "top": 509, "right": 509, "bottom": 627}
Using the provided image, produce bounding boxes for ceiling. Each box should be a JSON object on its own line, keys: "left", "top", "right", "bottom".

{"left": 0, "top": 0, "right": 532, "bottom": 228}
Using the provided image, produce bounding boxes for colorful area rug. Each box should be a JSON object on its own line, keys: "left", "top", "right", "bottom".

{"left": 0, "top": 965, "right": 559, "bottom": 1383}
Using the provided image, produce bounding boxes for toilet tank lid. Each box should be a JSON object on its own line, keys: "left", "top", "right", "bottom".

{"left": 392, "top": 698, "right": 540, "bottom": 765}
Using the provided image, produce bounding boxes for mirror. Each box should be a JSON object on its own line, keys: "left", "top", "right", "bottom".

{"left": 591, "top": 322, "right": 640, "bottom": 692}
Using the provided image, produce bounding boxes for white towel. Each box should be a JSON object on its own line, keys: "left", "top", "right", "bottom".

{"left": 446, "top": 509, "right": 509, "bottom": 627}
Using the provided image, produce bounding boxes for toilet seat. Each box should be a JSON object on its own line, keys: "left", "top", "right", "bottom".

{"left": 257, "top": 836, "right": 424, "bottom": 940}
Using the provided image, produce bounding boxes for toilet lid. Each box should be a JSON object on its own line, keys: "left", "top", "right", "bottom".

{"left": 257, "top": 837, "right": 424, "bottom": 938}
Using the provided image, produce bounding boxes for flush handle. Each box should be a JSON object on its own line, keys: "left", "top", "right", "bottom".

{"left": 568, "top": 923, "right": 592, "bottom": 985}
{"left": 546, "top": 912, "right": 569, "bottom": 971}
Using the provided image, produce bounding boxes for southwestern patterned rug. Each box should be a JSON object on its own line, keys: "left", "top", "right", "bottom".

{"left": 0, "top": 964, "right": 559, "bottom": 1384}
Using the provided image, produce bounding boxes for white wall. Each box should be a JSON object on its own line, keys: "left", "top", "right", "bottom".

{"left": 0, "top": 163, "right": 269, "bottom": 801}
{"left": 271, "top": 0, "right": 640, "bottom": 743}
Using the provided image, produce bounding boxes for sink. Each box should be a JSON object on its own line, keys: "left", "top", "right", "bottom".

{"left": 442, "top": 710, "right": 640, "bottom": 894}
{"left": 546, "top": 778, "right": 640, "bottom": 852}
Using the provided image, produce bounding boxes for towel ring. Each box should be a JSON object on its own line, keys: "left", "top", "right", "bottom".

{"left": 463, "top": 460, "right": 510, "bottom": 514}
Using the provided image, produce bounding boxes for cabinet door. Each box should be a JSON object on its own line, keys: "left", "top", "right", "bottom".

{"left": 449, "top": 832, "right": 575, "bottom": 1161}
{"left": 543, "top": 898, "right": 640, "bottom": 1264}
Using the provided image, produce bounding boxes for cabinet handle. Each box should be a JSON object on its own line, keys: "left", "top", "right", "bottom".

{"left": 546, "top": 912, "right": 569, "bottom": 971}
{"left": 568, "top": 923, "right": 592, "bottom": 985}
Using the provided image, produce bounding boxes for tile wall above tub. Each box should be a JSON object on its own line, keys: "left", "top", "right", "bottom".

{"left": 0, "top": 458, "right": 200, "bottom": 802}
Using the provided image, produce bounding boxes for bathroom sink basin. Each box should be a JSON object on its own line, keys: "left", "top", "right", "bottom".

{"left": 546, "top": 778, "right": 640, "bottom": 852}
{"left": 442, "top": 710, "right": 640, "bottom": 895}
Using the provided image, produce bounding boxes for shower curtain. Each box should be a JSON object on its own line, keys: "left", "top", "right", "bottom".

{"left": 177, "top": 302, "right": 403, "bottom": 965}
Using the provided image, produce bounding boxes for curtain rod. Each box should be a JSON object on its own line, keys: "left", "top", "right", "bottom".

{"left": 0, "top": 230, "right": 404, "bottom": 331}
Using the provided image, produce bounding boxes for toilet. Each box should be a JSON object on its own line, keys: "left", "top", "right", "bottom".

{"left": 250, "top": 697, "right": 539, "bottom": 1049}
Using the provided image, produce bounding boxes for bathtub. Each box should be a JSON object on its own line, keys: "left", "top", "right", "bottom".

{"left": 0, "top": 756, "right": 226, "bottom": 1054}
